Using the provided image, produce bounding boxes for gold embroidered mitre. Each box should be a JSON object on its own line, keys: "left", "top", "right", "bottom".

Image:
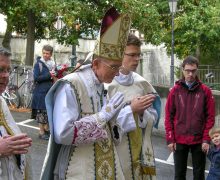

{"left": 94, "top": 7, "right": 131, "bottom": 61}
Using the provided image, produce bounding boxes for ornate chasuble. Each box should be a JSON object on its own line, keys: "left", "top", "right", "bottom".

{"left": 0, "top": 97, "right": 26, "bottom": 180}
{"left": 107, "top": 73, "right": 157, "bottom": 180}
{"left": 64, "top": 70, "right": 124, "bottom": 180}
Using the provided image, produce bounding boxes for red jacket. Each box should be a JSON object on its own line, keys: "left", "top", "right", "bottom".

{"left": 165, "top": 78, "right": 215, "bottom": 145}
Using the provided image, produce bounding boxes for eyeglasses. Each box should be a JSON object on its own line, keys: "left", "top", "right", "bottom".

{"left": 0, "top": 67, "right": 11, "bottom": 75}
{"left": 124, "top": 53, "right": 142, "bottom": 59}
{"left": 100, "top": 61, "right": 120, "bottom": 72}
{"left": 183, "top": 69, "right": 198, "bottom": 74}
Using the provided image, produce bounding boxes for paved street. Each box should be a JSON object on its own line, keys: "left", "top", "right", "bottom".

{"left": 11, "top": 110, "right": 210, "bottom": 180}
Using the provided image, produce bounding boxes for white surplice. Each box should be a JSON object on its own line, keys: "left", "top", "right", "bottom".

{"left": 107, "top": 71, "right": 161, "bottom": 180}
{"left": 41, "top": 65, "right": 127, "bottom": 180}
{"left": 0, "top": 97, "right": 27, "bottom": 180}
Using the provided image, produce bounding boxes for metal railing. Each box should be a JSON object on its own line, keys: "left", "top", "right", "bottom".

{"left": 198, "top": 65, "right": 220, "bottom": 90}
{"left": 150, "top": 65, "right": 220, "bottom": 90}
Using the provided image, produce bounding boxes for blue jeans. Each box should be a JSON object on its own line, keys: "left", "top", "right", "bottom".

{"left": 174, "top": 143, "right": 206, "bottom": 180}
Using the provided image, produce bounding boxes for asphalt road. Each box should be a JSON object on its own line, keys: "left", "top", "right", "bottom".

{"left": 11, "top": 110, "right": 210, "bottom": 180}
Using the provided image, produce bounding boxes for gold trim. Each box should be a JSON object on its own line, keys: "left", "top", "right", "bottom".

{"left": 0, "top": 99, "right": 27, "bottom": 179}
{"left": 95, "top": 127, "right": 115, "bottom": 180}
{"left": 141, "top": 166, "right": 156, "bottom": 175}
{"left": 94, "top": 14, "right": 131, "bottom": 61}
{"left": 128, "top": 113, "right": 142, "bottom": 176}
{"left": 69, "top": 75, "right": 115, "bottom": 180}
{"left": 0, "top": 105, "right": 14, "bottom": 136}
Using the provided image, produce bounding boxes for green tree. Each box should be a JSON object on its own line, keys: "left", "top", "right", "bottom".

{"left": 0, "top": 0, "right": 23, "bottom": 50}
{"left": 36, "top": 0, "right": 220, "bottom": 65}
{"left": 161, "top": 0, "right": 220, "bottom": 64}
{"left": 0, "top": 0, "right": 219, "bottom": 65}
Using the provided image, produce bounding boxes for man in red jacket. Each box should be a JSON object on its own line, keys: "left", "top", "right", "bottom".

{"left": 165, "top": 55, "right": 215, "bottom": 180}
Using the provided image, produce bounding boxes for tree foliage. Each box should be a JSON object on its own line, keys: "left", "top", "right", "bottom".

{"left": 169, "top": 0, "right": 220, "bottom": 63}
{"left": 0, "top": 0, "right": 219, "bottom": 64}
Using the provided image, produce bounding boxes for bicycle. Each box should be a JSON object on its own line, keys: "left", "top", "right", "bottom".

{"left": 2, "top": 66, "right": 33, "bottom": 109}
{"left": 18, "top": 66, "right": 33, "bottom": 108}
{"left": 2, "top": 66, "right": 20, "bottom": 108}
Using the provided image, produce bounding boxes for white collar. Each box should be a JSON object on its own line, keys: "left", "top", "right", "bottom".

{"left": 114, "top": 71, "right": 134, "bottom": 86}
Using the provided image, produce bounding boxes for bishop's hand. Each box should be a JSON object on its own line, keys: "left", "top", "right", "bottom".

{"left": 96, "top": 92, "right": 124, "bottom": 124}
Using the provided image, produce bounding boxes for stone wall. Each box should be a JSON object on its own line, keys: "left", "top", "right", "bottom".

{"left": 139, "top": 43, "right": 182, "bottom": 86}
{"left": 0, "top": 37, "right": 181, "bottom": 84}
{"left": 0, "top": 37, "right": 95, "bottom": 66}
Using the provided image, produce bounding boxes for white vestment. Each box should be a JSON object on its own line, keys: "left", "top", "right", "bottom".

{"left": 41, "top": 65, "right": 132, "bottom": 180}
{"left": 107, "top": 71, "right": 161, "bottom": 180}
{"left": 0, "top": 97, "right": 27, "bottom": 180}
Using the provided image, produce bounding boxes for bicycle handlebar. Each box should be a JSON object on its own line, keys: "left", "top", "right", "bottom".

{"left": 13, "top": 66, "right": 19, "bottom": 69}
{"left": 20, "top": 71, "right": 24, "bottom": 76}
{"left": 19, "top": 67, "right": 31, "bottom": 76}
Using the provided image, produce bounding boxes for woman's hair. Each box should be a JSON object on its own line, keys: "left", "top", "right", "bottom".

{"left": 42, "top": 44, "right": 53, "bottom": 54}
{"left": 209, "top": 127, "right": 220, "bottom": 137}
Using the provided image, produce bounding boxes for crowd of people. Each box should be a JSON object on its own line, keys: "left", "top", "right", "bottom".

{"left": 0, "top": 6, "right": 218, "bottom": 180}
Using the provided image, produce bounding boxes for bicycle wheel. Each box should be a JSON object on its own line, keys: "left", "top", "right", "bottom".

{"left": 20, "top": 83, "right": 32, "bottom": 108}
{"left": 2, "top": 86, "right": 20, "bottom": 108}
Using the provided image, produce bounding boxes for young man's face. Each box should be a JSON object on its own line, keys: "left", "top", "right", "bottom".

{"left": 92, "top": 58, "right": 121, "bottom": 83}
{"left": 42, "top": 50, "right": 52, "bottom": 61}
{"left": 182, "top": 63, "right": 198, "bottom": 83}
{"left": 0, "top": 55, "right": 10, "bottom": 94}
{"left": 122, "top": 45, "right": 141, "bottom": 72}
{"left": 211, "top": 133, "right": 220, "bottom": 146}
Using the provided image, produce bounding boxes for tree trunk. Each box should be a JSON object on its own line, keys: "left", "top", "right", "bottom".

{"left": 25, "top": 10, "right": 36, "bottom": 66}
{"left": 195, "top": 46, "right": 200, "bottom": 60}
{"left": 2, "top": 20, "right": 12, "bottom": 51}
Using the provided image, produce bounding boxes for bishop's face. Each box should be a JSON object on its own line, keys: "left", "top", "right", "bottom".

{"left": 92, "top": 58, "right": 122, "bottom": 83}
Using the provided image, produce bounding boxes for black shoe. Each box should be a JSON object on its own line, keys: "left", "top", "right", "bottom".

{"left": 39, "top": 134, "right": 49, "bottom": 140}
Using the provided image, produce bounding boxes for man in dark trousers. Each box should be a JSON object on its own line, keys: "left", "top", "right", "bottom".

{"left": 165, "top": 55, "right": 215, "bottom": 180}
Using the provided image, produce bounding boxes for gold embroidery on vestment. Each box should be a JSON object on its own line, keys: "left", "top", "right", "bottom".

{"left": 70, "top": 80, "right": 115, "bottom": 180}
{"left": 129, "top": 113, "right": 143, "bottom": 178}
{"left": 95, "top": 128, "right": 115, "bottom": 180}
{"left": 0, "top": 106, "right": 14, "bottom": 136}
